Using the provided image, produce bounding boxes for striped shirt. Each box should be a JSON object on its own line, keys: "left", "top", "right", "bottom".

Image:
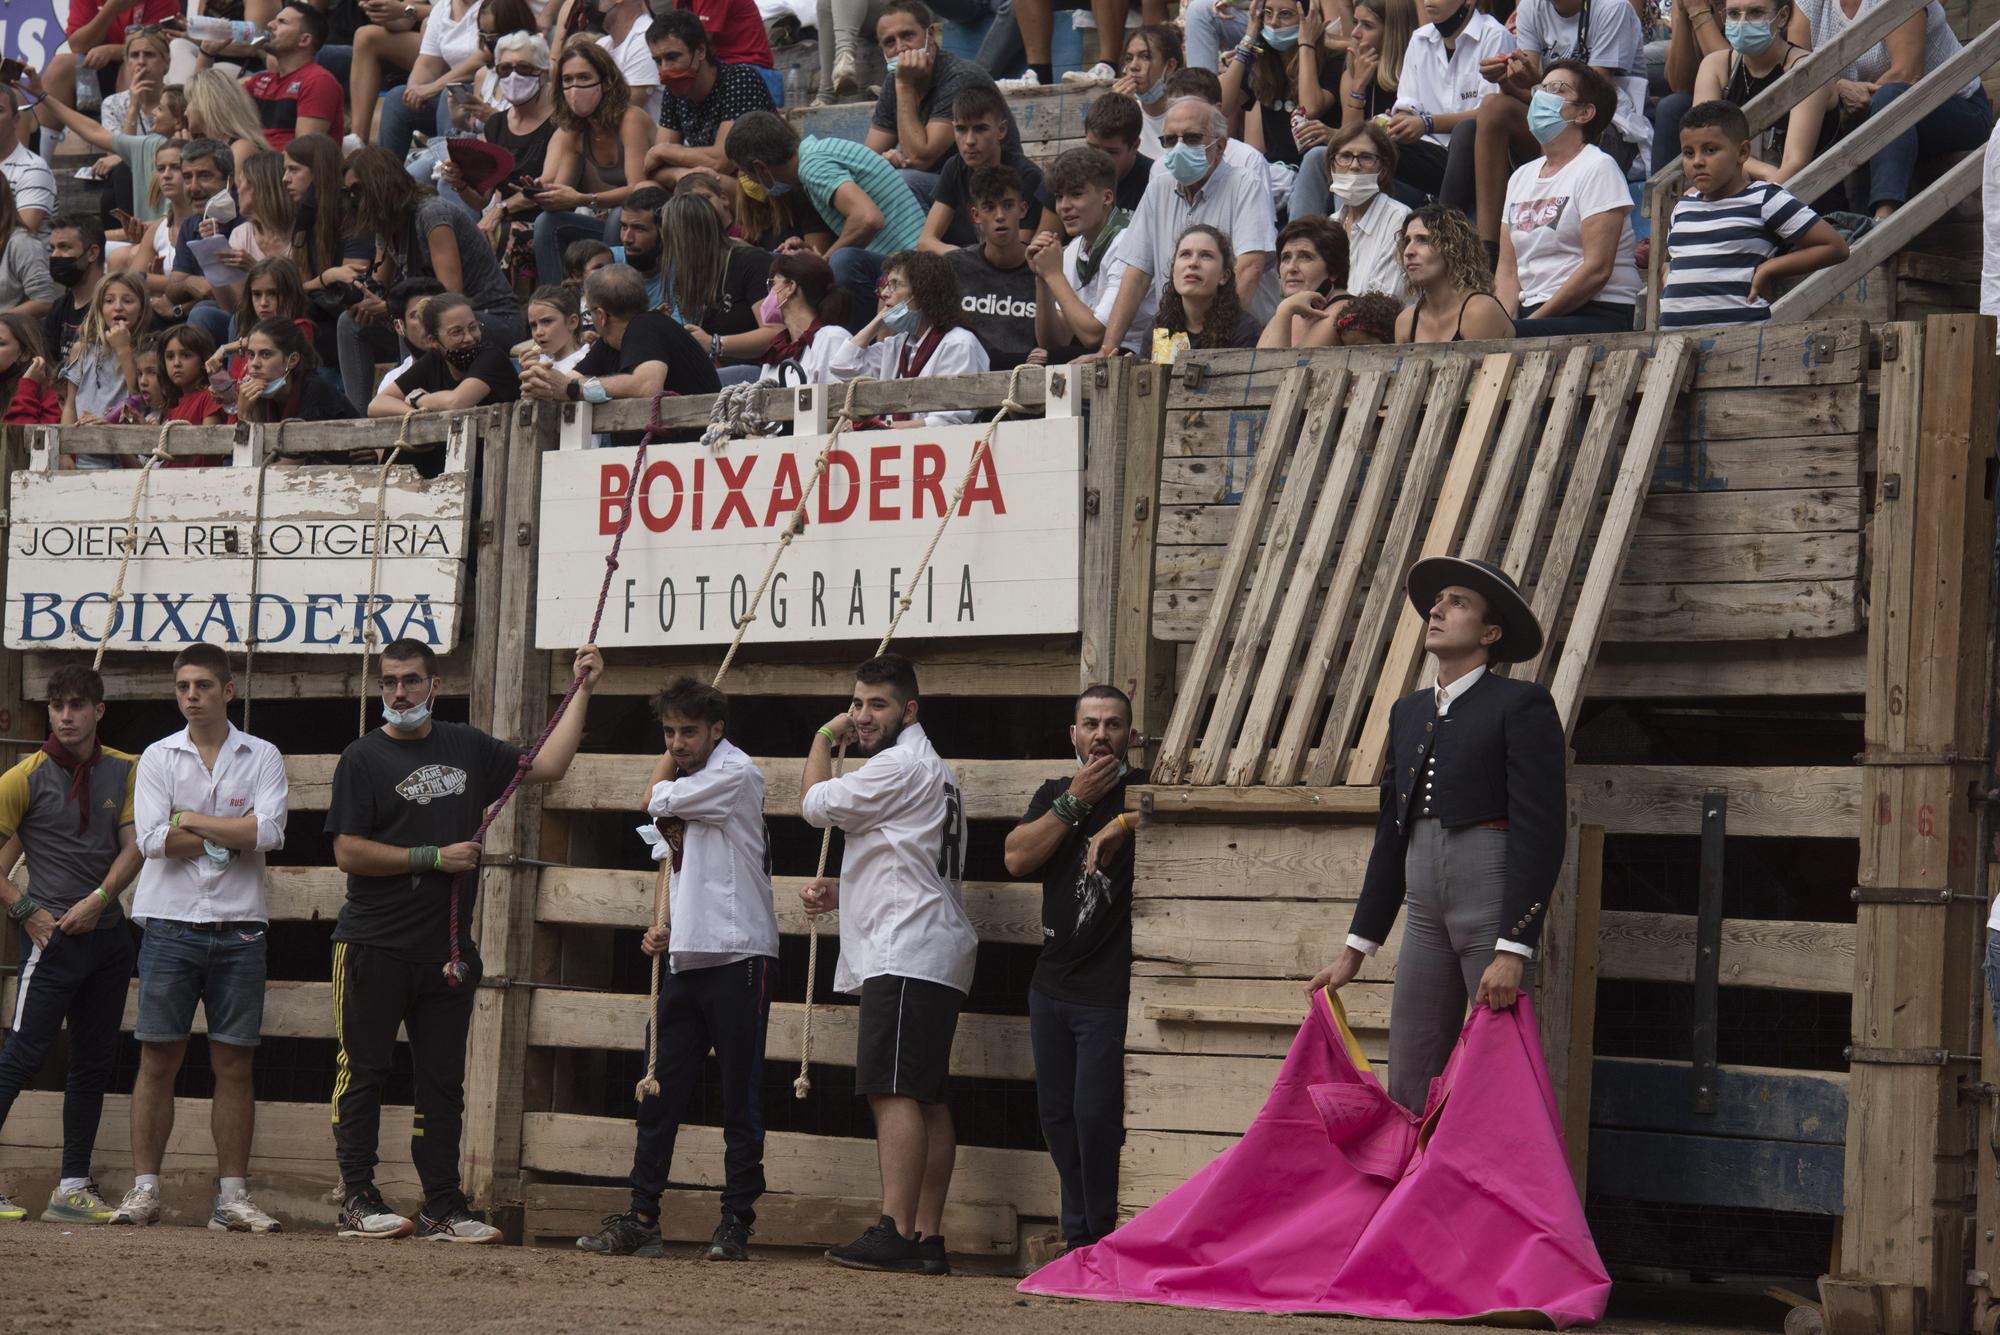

{"left": 1659, "top": 181, "right": 1821, "bottom": 328}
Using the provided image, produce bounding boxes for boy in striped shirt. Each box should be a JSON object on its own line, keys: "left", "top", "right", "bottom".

{"left": 1660, "top": 100, "right": 1848, "bottom": 329}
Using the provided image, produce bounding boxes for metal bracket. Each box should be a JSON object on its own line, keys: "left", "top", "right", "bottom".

{"left": 1844, "top": 1045, "right": 1982, "bottom": 1065}
{"left": 556, "top": 400, "right": 592, "bottom": 452}
{"left": 1812, "top": 333, "right": 1838, "bottom": 362}
{"left": 1851, "top": 886, "right": 1982, "bottom": 905}
{"left": 1693, "top": 788, "right": 1726, "bottom": 1114}
{"left": 1856, "top": 748, "right": 1989, "bottom": 766}
{"left": 1882, "top": 328, "right": 1902, "bottom": 362}
{"left": 1181, "top": 360, "right": 1207, "bottom": 393}
{"left": 1882, "top": 472, "right": 1902, "bottom": 501}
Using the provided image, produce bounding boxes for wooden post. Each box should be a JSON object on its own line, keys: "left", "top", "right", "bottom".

{"left": 1537, "top": 809, "right": 1602, "bottom": 1192}
{"left": 465, "top": 405, "right": 511, "bottom": 735}
{"left": 1109, "top": 361, "right": 1171, "bottom": 766}
{"left": 1835, "top": 317, "right": 1997, "bottom": 1335}
{"left": 1079, "top": 364, "right": 1125, "bottom": 691}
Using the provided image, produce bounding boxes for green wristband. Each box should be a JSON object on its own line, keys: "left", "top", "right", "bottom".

{"left": 6, "top": 895, "right": 38, "bottom": 923}
{"left": 410, "top": 845, "right": 439, "bottom": 873}
{"left": 93, "top": 888, "right": 111, "bottom": 908}
{"left": 816, "top": 726, "right": 837, "bottom": 743}
{"left": 434, "top": 846, "right": 446, "bottom": 871}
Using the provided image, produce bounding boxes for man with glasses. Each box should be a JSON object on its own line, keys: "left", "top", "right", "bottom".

{"left": 324, "top": 637, "right": 603, "bottom": 1242}
{"left": 245, "top": 2, "right": 344, "bottom": 150}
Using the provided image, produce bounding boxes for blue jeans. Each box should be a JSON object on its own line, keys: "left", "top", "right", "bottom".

{"left": 188, "top": 298, "right": 232, "bottom": 348}
{"left": 1028, "top": 989, "right": 1127, "bottom": 1248}
{"left": 1181, "top": 0, "right": 1248, "bottom": 71}
{"left": 1867, "top": 83, "right": 1993, "bottom": 210}
{"left": 317, "top": 43, "right": 352, "bottom": 87}
{"left": 1986, "top": 928, "right": 2000, "bottom": 1044}
{"left": 377, "top": 87, "right": 441, "bottom": 158}
{"left": 534, "top": 209, "right": 607, "bottom": 286}
{"left": 406, "top": 96, "right": 470, "bottom": 185}
{"left": 828, "top": 247, "right": 884, "bottom": 316}
{"left": 1651, "top": 91, "right": 1691, "bottom": 176}
{"left": 135, "top": 918, "right": 268, "bottom": 1047}
{"left": 899, "top": 167, "right": 941, "bottom": 213}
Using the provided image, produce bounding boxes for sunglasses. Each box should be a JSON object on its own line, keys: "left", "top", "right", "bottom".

{"left": 495, "top": 61, "right": 541, "bottom": 77}
{"left": 1157, "top": 132, "right": 1211, "bottom": 148}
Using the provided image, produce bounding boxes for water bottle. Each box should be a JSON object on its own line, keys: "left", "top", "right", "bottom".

{"left": 185, "top": 15, "right": 269, "bottom": 45}
{"left": 784, "top": 63, "right": 802, "bottom": 108}
{"left": 74, "top": 65, "right": 100, "bottom": 112}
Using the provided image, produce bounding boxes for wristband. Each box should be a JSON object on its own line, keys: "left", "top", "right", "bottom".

{"left": 435, "top": 846, "right": 447, "bottom": 871}
{"left": 6, "top": 895, "right": 38, "bottom": 922}
{"left": 1419, "top": 109, "right": 1435, "bottom": 134}
{"left": 410, "top": 844, "right": 440, "bottom": 873}
{"left": 171, "top": 811, "right": 183, "bottom": 828}
{"left": 816, "top": 725, "right": 838, "bottom": 743}
{"left": 93, "top": 887, "right": 112, "bottom": 908}
{"left": 1116, "top": 813, "right": 1132, "bottom": 834}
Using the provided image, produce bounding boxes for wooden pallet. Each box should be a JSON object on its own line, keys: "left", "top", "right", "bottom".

{"left": 1151, "top": 339, "right": 1695, "bottom": 788}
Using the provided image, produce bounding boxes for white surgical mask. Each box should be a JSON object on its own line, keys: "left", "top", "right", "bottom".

{"left": 1328, "top": 171, "right": 1380, "bottom": 206}
{"left": 384, "top": 681, "right": 437, "bottom": 730}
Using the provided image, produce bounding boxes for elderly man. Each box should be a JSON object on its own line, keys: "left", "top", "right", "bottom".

{"left": 1092, "top": 95, "right": 1277, "bottom": 357}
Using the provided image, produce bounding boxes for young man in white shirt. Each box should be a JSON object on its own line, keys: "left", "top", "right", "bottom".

{"left": 577, "top": 679, "right": 778, "bottom": 1263}
{"left": 1387, "top": 0, "right": 1514, "bottom": 207}
{"left": 1030, "top": 146, "right": 1151, "bottom": 356}
{"left": 114, "top": 644, "right": 289, "bottom": 1232}
{"left": 799, "top": 654, "right": 976, "bottom": 1277}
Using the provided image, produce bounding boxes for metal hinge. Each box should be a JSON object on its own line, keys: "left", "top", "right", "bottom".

{"left": 1181, "top": 361, "right": 1207, "bottom": 393}
{"left": 1845, "top": 1045, "right": 1981, "bottom": 1065}
{"left": 1882, "top": 473, "right": 1902, "bottom": 500}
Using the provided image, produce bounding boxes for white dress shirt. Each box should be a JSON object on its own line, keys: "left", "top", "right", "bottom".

{"left": 1393, "top": 11, "right": 1516, "bottom": 146}
{"left": 133, "top": 722, "right": 288, "bottom": 925}
{"left": 1062, "top": 225, "right": 1153, "bottom": 355}
{"left": 646, "top": 738, "right": 779, "bottom": 974}
{"left": 1334, "top": 194, "right": 1414, "bottom": 301}
{"left": 800, "top": 721, "right": 977, "bottom": 996}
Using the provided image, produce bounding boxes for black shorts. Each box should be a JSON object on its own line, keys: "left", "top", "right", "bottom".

{"left": 854, "top": 974, "right": 963, "bottom": 1105}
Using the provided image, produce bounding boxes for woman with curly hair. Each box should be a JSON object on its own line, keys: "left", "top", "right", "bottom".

{"left": 531, "top": 37, "right": 657, "bottom": 286}
{"left": 1152, "top": 224, "right": 1259, "bottom": 361}
{"left": 1393, "top": 206, "right": 1512, "bottom": 344}
{"left": 830, "top": 249, "right": 987, "bottom": 427}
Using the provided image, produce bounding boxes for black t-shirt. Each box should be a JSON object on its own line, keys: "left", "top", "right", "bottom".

{"left": 577, "top": 310, "right": 721, "bottom": 395}
{"left": 484, "top": 110, "right": 557, "bottom": 184}
{"left": 1116, "top": 154, "right": 1155, "bottom": 211}
{"left": 1021, "top": 768, "right": 1149, "bottom": 1006}
{"left": 395, "top": 345, "right": 522, "bottom": 406}
{"left": 696, "top": 244, "right": 774, "bottom": 343}
{"left": 935, "top": 152, "right": 1047, "bottom": 247}
{"left": 1242, "top": 51, "right": 1345, "bottom": 166}
{"left": 42, "top": 289, "right": 84, "bottom": 364}
{"left": 944, "top": 245, "right": 1037, "bottom": 370}
{"left": 324, "top": 720, "right": 524, "bottom": 961}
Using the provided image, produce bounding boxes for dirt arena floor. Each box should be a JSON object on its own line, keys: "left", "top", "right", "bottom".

{"left": 1, "top": 1221, "right": 1782, "bottom": 1335}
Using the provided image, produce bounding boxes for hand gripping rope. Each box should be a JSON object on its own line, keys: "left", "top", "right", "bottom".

{"left": 91, "top": 419, "right": 187, "bottom": 671}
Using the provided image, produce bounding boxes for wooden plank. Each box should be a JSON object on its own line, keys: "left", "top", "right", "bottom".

{"left": 1460, "top": 351, "right": 1557, "bottom": 561}
{"left": 1, "top": 1087, "right": 405, "bottom": 1168}
{"left": 1110, "top": 362, "right": 1174, "bottom": 766}
{"left": 1501, "top": 346, "right": 1594, "bottom": 583}
{"left": 1648, "top": 433, "right": 1863, "bottom": 492}
{"left": 1588, "top": 1128, "right": 1844, "bottom": 1214}
{"left": 522, "top": 1182, "right": 1019, "bottom": 1254}
{"left": 1621, "top": 531, "right": 1861, "bottom": 584}
{"left": 1119, "top": 1129, "right": 1235, "bottom": 1211}
{"left": 520, "top": 1112, "right": 1061, "bottom": 1215}
{"left": 37, "top": 649, "right": 475, "bottom": 704}
{"left": 1265, "top": 362, "right": 1434, "bottom": 786}
{"left": 579, "top": 640, "right": 1082, "bottom": 700}
{"left": 1124, "top": 1052, "right": 1289, "bottom": 1136}
{"left": 1079, "top": 362, "right": 1129, "bottom": 690}
{"left": 1597, "top": 910, "right": 1855, "bottom": 993}
{"left": 1773, "top": 152, "right": 1986, "bottom": 322}
{"left": 543, "top": 754, "right": 1049, "bottom": 821}
{"left": 1563, "top": 824, "right": 1603, "bottom": 1190}
{"left": 1587, "top": 637, "right": 1865, "bottom": 698}
{"left": 1345, "top": 353, "right": 1516, "bottom": 786}
{"left": 1305, "top": 357, "right": 1475, "bottom": 786}
{"left": 1151, "top": 368, "right": 1316, "bottom": 784}
{"left": 1127, "top": 977, "right": 1393, "bottom": 1057}
{"left": 582, "top": 368, "right": 1052, "bottom": 433}
{"left": 1225, "top": 371, "right": 1391, "bottom": 786}
{"left": 1190, "top": 369, "right": 1350, "bottom": 784}
{"left": 1131, "top": 819, "right": 1376, "bottom": 899}
{"left": 1592, "top": 1056, "right": 1848, "bottom": 1145}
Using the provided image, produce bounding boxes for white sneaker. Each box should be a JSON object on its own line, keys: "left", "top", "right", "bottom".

{"left": 996, "top": 69, "right": 1042, "bottom": 90}
{"left": 416, "top": 1207, "right": 503, "bottom": 1243}
{"left": 1062, "top": 62, "right": 1118, "bottom": 83}
{"left": 109, "top": 1184, "right": 161, "bottom": 1226}
{"left": 831, "top": 49, "right": 860, "bottom": 96}
{"left": 210, "top": 1193, "right": 281, "bottom": 1233}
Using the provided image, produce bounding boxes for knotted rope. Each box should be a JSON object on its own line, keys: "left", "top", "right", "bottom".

{"left": 698, "top": 381, "right": 776, "bottom": 455}
{"left": 91, "top": 420, "right": 184, "bottom": 670}
{"left": 792, "top": 363, "right": 1034, "bottom": 1100}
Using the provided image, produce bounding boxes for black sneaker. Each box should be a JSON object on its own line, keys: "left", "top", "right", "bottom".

{"left": 705, "top": 1213, "right": 752, "bottom": 1261}
{"left": 337, "top": 1187, "right": 414, "bottom": 1240}
{"left": 915, "top": 1233, "right": 950, "bottom": 1276}
{"left": 826, "top": 1215, "right": 925, "bottom": 1272}
{"left": 576, "top": 1211, "right": 664, "bottom": 1257}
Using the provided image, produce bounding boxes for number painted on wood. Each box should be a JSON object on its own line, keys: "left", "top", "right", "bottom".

{"left": 1951, "top": 835, "right": 1969, "bottom": 869}
{"left": 1888, "top": 684, "right": 1905, "bottom": 716}
{"left": 1876, "top": 793, "right": 1893, "bottom": 825}
{"left": 1917, "top": 804, "right": 1935, "bottom": 837}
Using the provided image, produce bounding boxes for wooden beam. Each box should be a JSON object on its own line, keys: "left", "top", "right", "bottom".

{"left": 1079, "top": 361, "right": 1128, "bottom": 690}
{"left": 1597, "top": 909, "right": 1855, "bottom": 993}
{"left": 1126, "top": 976, "right": 1393, "bottom": 1058}
{"left": 1130, "top": 819, "right": 1377, "bottom": 900}
{"left": 1587, "top": 637, "right": 1865, "bottom": 698}
{"left": 573, "top": 640, "right": 1082, "bottom": 699}
{"left": 1124, "top": 1051, "right": 1290, "bottom": 1136}
{"left": 1589, "top": 1129, "right": 1844, "bottom": 1214}
{"left": 543, "top": 753, "right": 1051, "bottom": 821}
{"left": 1119, "top": 1129, "right": 1234, "bottom": 1211}
{"left": 1772, "top": 153, "right": 1987, "bottom": 322}
{"left": 1109, "top": 362, "right": 1174, "bottom": 764}
{"left": 1592, "top": 1056, "right": 1847, "bottom": 1145}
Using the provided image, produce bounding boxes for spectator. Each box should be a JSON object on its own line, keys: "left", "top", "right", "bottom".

{"left": 1093, "top": 96, "right": 1277, "bottom": 356}
{"left": 1467, "top": 0, "right": 1649, "bottom": 251}
{"left": 22, "top": 66, "right": 175, "bottom": 229}
{"left": 519, "top": 283, "right": 591, "bottom": 373}
{"left": 156, "top": 325, "right": 228, "bottom": 429}
{"left": 0, "top": 177, "right": 57, "bottom": 322}
{"left": 338, "top": 145, "right": 527, "bottom": 412}
{"left": 1182, "top": 0, "right": 1253, "bottom": 71}
{"left": 725, "top": 110, "right": 928, "bottom": 312}
{"left": 1081, "top": 93, "right": 1160, "bottom": 212}
{"left": 1030, "top": 146, "right": 1150, "bottom": 355}
{"left": 212, "top": 257, "right": 318, "bottom": 379}
{"left": 185, "top": 0, "right": 285, "bottom": 77}
{"left": 364, "top": 0, "right": 488, "bottom": 157}
{"left": 921, "top": 86, "right": 1052, "bottom": 252}
{"left": 1308, "top": 121, "right": 1413, "bottom": 298}
{"left": 1219, "top": 0, "right": 1342, "bottom": 184}
{"left": 285, "top": 134, "right": 375, "bottom": 311}
{"left": 370, "top": 291, "right": 522, "bottom": 429}
{"left": 185, "top": 69, "right": 272, "bottom": 178}
{"left": 617, "top": 184, "right": 671, "bottom": 309}
{"left": 944, "top": 165, "right": 1040, "bottom": 371}
{"left": 865, "top": 0, "right": 1022, "bottom": 205}
{"left": 373, "top": 278, "right": 446, "bottom": 395}
{"left": 565, "top": 238, "right": 616, "bottom": 282}
{"left": 347, "top": 0, "right": 426, "bottom": 147}
{"left": 45, "top": 215, "right": 106, "bottom": 365}
{"left": 225, "top": 151, "right": 297, "bottom": 273}
{"left": 43, "top": 0, "right": 181, "bottom": 143}
{"left": 674, "top": 170, "right": 743, "bottom": 234}
{"left": 1109, "top": 24, "right": 1183, "bottom": 156}
{"left": 1494, "top": 60, "right": 1641, "bottom": 334}
{"left": 62, "top": 272, "right": 154, "bottom": 437}
{"left": 1393, "top": 204, "right": 1512, "bottom": 341}
{"left": 1259, "top": 214, "right": 1350, "bottom": 347}
{"left": 246, "top": 2, "right": 346, "bottom": 150}
{"left": 646, "top": 11, "right": 776, "bottom": 185}
{"left": 756, "top": 250, "right": 854, "bottom": 385}
{"left": 829, "top": 248, "right": 987, "bottom": 425}
{"left": 2, "top": 315, "right": 58, "bottom": 424}
{"left": 1333, "top": 289, "right": 1401, "bottom": 342}
{"left": 124, "top": 142, "right": 193, "bottom": 306}
{"left": 660, "top": 192, "right": 776, "bottom": 368}
{"left": 1291, "top": 0, "right": 1422, "bottom": 209}
{"left": 1011, "top": 0, "right": 1145, "bottom": 90}
{"left": 162, "top": 138, "right": 239, "bottom": 346}
{"left": 521, "top": 262, "right": 721, "bottom": 402}
{"left": 0, "top": 87, "right": 57, "bottom": 238}
{"left": 1660, "top": 100, "right": 1848, "bottom": 327}
{"left": 1795, "top": 0, "right": 1990, "bottom": 220}
{"left": 427, "top": 27, "right": 556, "bottom": 286}
{"left": 1385, "top": 0, "right": 1514, "bottom": 207}
{"left": 1657, "top": 0, "right": 1811, "bottom": 174}
{"left": 99, "top": 28, "right": 173, "bottom": 137}
{"left": 532, "top": 38, "right": 657, "bottom": 288}
{"left": 597, "top": 0, "right": 664, "bottom": 123}
{"left": 1687, "top": 0, "right": 1836, "bottom": 190}
{"left": 1160, "top": 67, "right": 1291, "bottom": 212}
{"left": 670, "top": 0, "right": 778, "bottom": 103}
{"left": 1151, "top": 222, "right": 1260, "bottom": 359}
{"left": 236, "top": 315, "right": 361, "bottom": 422}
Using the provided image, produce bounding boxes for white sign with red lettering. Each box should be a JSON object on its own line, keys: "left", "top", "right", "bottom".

{"left": 534, "top": 418, "right": 1084, "bottom": 648}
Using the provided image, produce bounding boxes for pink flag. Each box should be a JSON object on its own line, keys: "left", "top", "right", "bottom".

{"left": 1019, "top": 990, "right": 1610, "bottom": 1326}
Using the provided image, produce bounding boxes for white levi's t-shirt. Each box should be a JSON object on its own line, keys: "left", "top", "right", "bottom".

{"left": 1502, "top": 143, "right": 1641, "bottom": 310}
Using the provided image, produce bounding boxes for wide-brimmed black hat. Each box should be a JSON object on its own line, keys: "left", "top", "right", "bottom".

{"left": 1406, "top": 556, "right": 1544, "bottom": 664}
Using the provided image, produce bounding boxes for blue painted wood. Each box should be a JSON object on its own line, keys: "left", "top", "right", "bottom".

{"left": 1591, "top": 1057, "right": 1848, "bottom": 1146}
{"left": 1587, "top": 1128, "right": 1845, "bottom": 1214}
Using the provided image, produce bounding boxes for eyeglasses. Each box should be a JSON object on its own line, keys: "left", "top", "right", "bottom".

{"left": 1535, "top": 83, "right": 1577, "bottom": 100}
{"left": 1332, "top": 151, "right": 1382, "bottom": 169}
{"left": 560, "top": 76, "right": 602, "bottom": 89}
{"left": 477, "top": 30, "right": 497, "bottom": 47}
{"left": 1157, "top": 132, "right": 1210, "bottom": 148}
{"left": 379, "top": 674, "right": 430, "bottom": 692}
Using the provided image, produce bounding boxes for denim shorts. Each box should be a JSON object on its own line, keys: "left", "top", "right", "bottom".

{"left": 135, "top": 918, "right": 267, "bottom": 1047}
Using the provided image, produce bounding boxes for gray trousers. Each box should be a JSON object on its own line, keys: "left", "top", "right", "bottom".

{"left": 1386, "top": 818, "right": 1535, "bottom": 1114}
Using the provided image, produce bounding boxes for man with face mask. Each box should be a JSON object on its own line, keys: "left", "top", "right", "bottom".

{"left": 324, "top": 638, "right": 603, "bottom": 1243}
{"left": 799, "top": 654, "right": 976, "bottom": 1276}
{"left": 1003, "top": 686, "right": 1148, "bottom": 1256}
{"left": 644, "top": 11, "right": 775, "bottom": 187}
{"left": 42, "top": 214, "right": 104, "bottom": 366}
{"left": 368, "top": 293, "right": 521, "bottom": 453}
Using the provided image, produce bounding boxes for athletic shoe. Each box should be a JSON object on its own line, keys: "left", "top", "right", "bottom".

{"left": 0, "top": 1195, "right": 25, "bottom": 1222}
{"left": 108, "top": 1184, "right": 161, "bottom": 1226}
{"left": 705, "top": 1213, "right": 751, "bottom": 1261}
{"left": 915, "top": 1233, "right": 950, "bottom": 1276}
{"left": 1061, "top": 62, "right": 1117, "bottom": 83}
{"left": 996, "top": 70, "right": 1042, "bottom": 91}
{"left": 826, "top": 1215, "right": 926, "bottom": 1272}
{"left": 42, "top": 1183, "right": 116, "bottom": 1224}
{"left": 210, "top": 1193, "right": 280, "bottom": 1233}
{"left": 831, "top": 50, "right": 860, "bottom": 97}
{"left": 337, "top": 1187, "right": 414, "bottom": 1240}
{"left": 415, "top": 1207, "right": 503, "bottom": 1243}
{"left": 576, "top": 1211, "right": 664, "bottom": 1257}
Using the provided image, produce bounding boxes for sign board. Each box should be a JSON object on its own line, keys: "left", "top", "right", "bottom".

{"left": 4, "top": 431, "right": 474, "bottom": 654}
{"left": 536, "top": 415, "right": 1084, "bottom": 649}
{"left": 0, "top": 0, "right": 70, "bottom": 69}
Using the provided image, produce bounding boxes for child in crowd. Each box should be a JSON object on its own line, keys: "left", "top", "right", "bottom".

{"left": 61, "top": 273, "right": 153, "bottom": 460}
{"left": 1659, "top": 99, "right": 1848, "bottom": 329}
{"left": 517, "top": 284, "right": 591, "bottom": 374}
{"left": 945, "top": 165, "right": 1043, "bottom": 372}
{"left": 158, "top": 325, "right": 229, "bottom": 445}
{"left": 208, "top": 259, "right": 316, "bottom": 384}
{"left": 1333, "top": 290, "right": 1402, "bottom": 344}
{"left": 0, "top": 314, "right": 57, "bottom": 425}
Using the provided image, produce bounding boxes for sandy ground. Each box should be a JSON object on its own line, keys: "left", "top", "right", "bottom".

{"left": 0, "top": 1222, "right": 1783, "bottom": 1335}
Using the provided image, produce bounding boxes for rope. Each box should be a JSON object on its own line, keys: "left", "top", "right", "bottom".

{"left": 91, "top": 421, "right": 184, "bottom": 670}
{"left": 241, "top": 425, "right": 280, "bottom": 735}
{"left": 791, "top": 364, "right": 1034, "bottom": 1100}
{"left": 697, "top": 382, "right": 776, "bottom": 455}
{"left": 357, "top": 415, "right": 415, "bottom": 737}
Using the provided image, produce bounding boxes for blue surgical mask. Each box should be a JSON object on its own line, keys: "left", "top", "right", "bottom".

{"left": 1139, "top": 77, "right": 1165, "bottom": 104}
{"left": 260, "top": 373, "right": 288, "bottom": 399}
{"left": 884, "top": 55, "right": 900, "bottom": 75}
{"left": 1261, "top": 23, "right": 1301, "bottom": 48}
{"left": 1725, "top": 18, "right": 1774, "bottom": 52}
{"left": 202, "top": 839, "right": 236, "bottom": 868}
{"left": 384, "top": 681, "right": 436, "bottom": 730}
{"left": 1526, "top": 88, "right": 1571, "bottom": 145}
{"left": 1164, "top": 141, "right": 1211, "bottom": 184}
{"left": 880, "top": 301, "right": 918, "bottom": 335}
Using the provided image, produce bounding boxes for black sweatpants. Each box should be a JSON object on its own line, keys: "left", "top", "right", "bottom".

{"left": 0, "top": 924, "right": 136, "bottom": 1179}
{"left": 628, "top": 955, "right": 773, "bottom": 1224}
{"left": 331, "top": 941, "right": 482, "bottom": 1217}
{"left": 1028, "top": 987, "right": 1128, "bottom": 1248}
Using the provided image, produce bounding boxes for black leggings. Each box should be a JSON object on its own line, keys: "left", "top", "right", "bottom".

{"left": 1393, "top": 122, "right": 1480, "bottom": 216}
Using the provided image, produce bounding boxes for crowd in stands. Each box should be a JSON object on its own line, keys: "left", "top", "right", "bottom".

{"left": 4, "top": 0, "right": 1986, "bottom": 455}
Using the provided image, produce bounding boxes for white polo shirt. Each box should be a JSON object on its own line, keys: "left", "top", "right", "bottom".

{"left": 646, "top": 737, "right": 779, "bottom": 974}
{"left": 800, "top": 720, "right": 976, "bottom": 996}
{"left": 132, "top": 722, "right": 288, "bottom": 925}
{"left": 1063, "top": 223, "right": 1152, "bottom": 355}
{"left": 1394, "top": 10, "right": 1516, "bottom": 146}
{"left": 601, "top": 14, "right": 664, "bottom": 123}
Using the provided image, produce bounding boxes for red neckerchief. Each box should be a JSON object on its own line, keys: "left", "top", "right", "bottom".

{"left": 892, "top": 325, "right": 948, "bottom": 423}
{"left": 763, "top": 319, "right": 823, "bottom": 367}
{"left": 40, "top": 736, "right": 100, "bottom": 833}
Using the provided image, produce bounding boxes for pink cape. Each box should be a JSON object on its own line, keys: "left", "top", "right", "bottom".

{"left": 1019, "top": 991, "right": 1611, "bottom": 1327}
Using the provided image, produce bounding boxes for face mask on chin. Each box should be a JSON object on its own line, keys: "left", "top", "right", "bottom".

{"left": 384, "top": 680, "right": 437, "bottom": 730}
